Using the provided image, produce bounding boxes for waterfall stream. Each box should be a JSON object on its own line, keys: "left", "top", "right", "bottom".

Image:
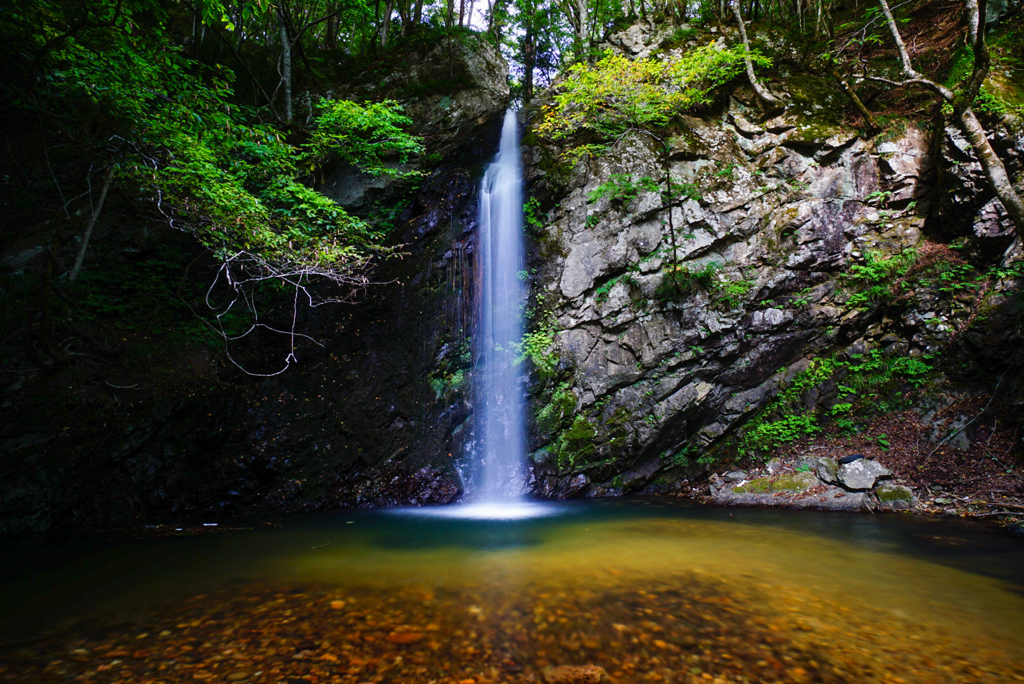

{"left": 473, "top": 109, "right": 526, "bottom": 503}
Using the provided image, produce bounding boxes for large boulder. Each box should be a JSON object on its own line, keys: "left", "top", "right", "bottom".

{"left": 837, "top": 459, "right": 892, "bottom": 491}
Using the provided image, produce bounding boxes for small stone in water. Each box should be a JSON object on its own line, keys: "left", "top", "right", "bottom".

{"left": 542, "top": 664, "right": 609, "bottom": 683}
{"left": 386, "top": 632, "right": 425, "bottom": 644}
{"left": 329, "top": 600, "right": 346, "bottom": 610}
{"left": 225, "top": 672, "right": 250, "bottom": 681}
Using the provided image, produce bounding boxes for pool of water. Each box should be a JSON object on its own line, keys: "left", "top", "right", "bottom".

{"left": 1, "top": 499, "right": 1022, "bottom": 683}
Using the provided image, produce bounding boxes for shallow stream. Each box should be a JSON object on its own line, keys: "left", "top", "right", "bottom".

{"left": 1, "top": 499, "right": 1022, "bottom": 683}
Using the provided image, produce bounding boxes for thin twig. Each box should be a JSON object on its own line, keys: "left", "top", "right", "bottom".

{"left": 924, "top": 371, "right": 1007, "bottom": 462}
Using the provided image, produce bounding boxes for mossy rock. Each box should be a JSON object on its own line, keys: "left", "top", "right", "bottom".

{"left": 784, "top": 73, "right": 846, "bottom": 123}
{"left": 875, "top": 483, "right": 915, "bottom": 509}
{"left": 732, "top": 471, "right": 816, "bottom": 494}
{"left": 554, "top": 415, "right": 598, "bottom": 470}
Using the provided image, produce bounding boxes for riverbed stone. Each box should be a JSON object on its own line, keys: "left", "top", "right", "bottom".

{"left": 542, "top": 664, "right": 609, "bottom": 684}
{"left": 723, "top": 470, "right": 747, "bottom": 483}
{"left": 837, "top": 459, "right": 892, "bottom": 491}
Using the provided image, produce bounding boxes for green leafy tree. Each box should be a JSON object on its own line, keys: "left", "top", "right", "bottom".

{"left": 2, "top": 0, "right": 422, "bottom": 371}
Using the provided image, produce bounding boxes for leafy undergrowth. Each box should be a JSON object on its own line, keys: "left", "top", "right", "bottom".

{"left": 767, "top": 393, "right": 1024, "bottom": 523}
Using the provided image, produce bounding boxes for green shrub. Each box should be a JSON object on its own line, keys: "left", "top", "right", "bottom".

{"left": 845, "top": 249, "right": 918, "bottom": 308}
{"left": 587, "top": 174, "right": 660, "bottom": 205}
{"left": 743, "top": 414, "right": 822, "bottom": 451}
{"left": 656, "top": 262, "right": 720, "bottom": 299}
{"left": 515, "top": 324, "right": 559, "bottom": 377}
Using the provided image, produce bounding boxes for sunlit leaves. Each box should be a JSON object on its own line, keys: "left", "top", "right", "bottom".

{"left": 306, "top": 98, "right": 424, "bottom": 177}
{"left": 536, "top": 44, "right": 769, "bottom": 144}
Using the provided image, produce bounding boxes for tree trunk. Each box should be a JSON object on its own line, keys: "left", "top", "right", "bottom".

{"left": 523, "top": 25, "right": 536, "bottom": 101}
{"left": 731, "top": 0, "right": 780, "bottom": 106}
{"left": 280, "top": 21, "right": 293, "bottom": 121}
{"left": 833, "top": 68, "right": 878, "bottom": 131}
{"left": 381, "top": 0, "right": 394, "bottom": 46}
{"left": 576, "top": 0, "right": 589, "bottom": 61}
{"left": 325, "top": 14, "right": 338, "bottom": 50}
{"left": 958, "top": 105, "right": 1024, "bottom": 236}
{"left": 69, "top": 165, "right": 114, "bottom": 286}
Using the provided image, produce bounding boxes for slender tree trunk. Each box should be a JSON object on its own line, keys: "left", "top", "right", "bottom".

{"left": 731, "top": 0, "right": 780, "bottom": 106}
{"left": 381, "top": 0, "right": 394, "bottom": 46}
{"left": 326, "top": 14, "right": 338, "bottom": 49}
{"left": 69, "top": 166, "right": 114, "bottom": 286}
{"left": 414, "top": 0, "right": 424, "bottom": 24}
{"left": 397, "top": 0, "right": 410, "bottom": 35}
{"left": 958, "top": 105, "right": 1024, "bottom": 233}
{"left": 833, "top": 68, "right": 879, "bottom": 131}
{"left": 523, "top": 25, "right": 536, "bottom": 101}
{"left": 577, "top": 0, "right": 589, "bottom": 61}
{"left": 280, "top": 21, "right": 293, "bottom": 121}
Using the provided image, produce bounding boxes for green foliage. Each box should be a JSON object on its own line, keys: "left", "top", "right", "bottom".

{"left": 536, "top": 46, "right": 767, "bottom": 146}
{"left": 523, "top": 197, "right": 545, "bottom": 232}
{"left": 656, "top": 262, "right": 720, "bottom": 300}
{"left": 429, "top": 368, "right": 467, "bottom": 401}
{"left": 305, "top": 98, "right": 424, "bottom": 177}
{"left": 845, "top": 249, "right": 918, "bottom": 309}
{"left": 536, "top": 382, "right": 577, "bottom": 433}
{"left": 594, "top": 269, "right": 639, "bottom": 305}
{"left": 943, "top": 44, "right": 1024, "bottom": 117}
{"left": 717, "top": 279, "right": 754, "bottom": 309}
{"left": 668, "top": 27, "right": 700, "bottom": 45}
{"left": 516, "top": 323, "right": 559, "bottom": 377}
{"left": 587, "top": 174, "right": 660, "bottom": 205}
{"left": 845, "top": 350, "right": 931, "bottom": 391}
{"left": 743, "top": 415, "right": 822, "bottom": 452}
{"left": 670, "top": 443, "right": 700, "bottom": 468}
{"left": 737, "top": 351, "right": 932, "bottom": 455}
{"left": 5, "top": 0, "right": 423, "bottom": 287}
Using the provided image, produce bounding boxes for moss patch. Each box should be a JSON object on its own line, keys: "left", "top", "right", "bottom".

{"left": 875, "top": 484, "right": 913, "bottom": 504}
{"left": 733, "top": 472, "right": 816, "bottom": 494}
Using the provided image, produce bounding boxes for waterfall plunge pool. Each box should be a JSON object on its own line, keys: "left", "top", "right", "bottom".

{"left": 1, "top": 499, "right": 1023, "bottom": 683}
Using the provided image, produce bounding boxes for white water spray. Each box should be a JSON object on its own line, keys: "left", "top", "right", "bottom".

{"left": 473, "top": 109, "right": 526, "bottom": 502}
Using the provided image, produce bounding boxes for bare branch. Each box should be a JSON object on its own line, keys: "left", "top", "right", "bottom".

{"left": 858, "top": 74, "right": 954, "bottom": 100}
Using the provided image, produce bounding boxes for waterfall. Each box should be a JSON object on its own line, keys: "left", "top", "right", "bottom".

{"left": 473, "top": 109, "right": 526, "bottom": 502}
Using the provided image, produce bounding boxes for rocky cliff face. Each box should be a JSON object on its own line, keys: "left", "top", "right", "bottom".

{"left": 517, "top": 25, "right": 1023, "bottom": 498}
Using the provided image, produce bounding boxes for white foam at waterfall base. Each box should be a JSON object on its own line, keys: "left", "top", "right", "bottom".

{"left": 392, "top": 501, "right": 561, "bottom": 520}
{"left": 472, "top": 109, "right": 527, "bottom": 504}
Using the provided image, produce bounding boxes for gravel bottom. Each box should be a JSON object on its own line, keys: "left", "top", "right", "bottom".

{"left": 2, "top": 570, "right": 1021, "bottom": 684}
